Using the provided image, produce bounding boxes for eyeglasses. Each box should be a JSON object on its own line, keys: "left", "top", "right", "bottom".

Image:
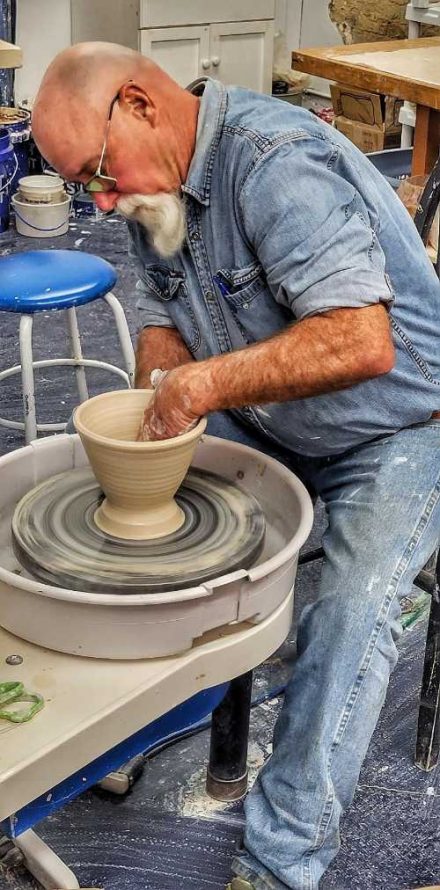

{"left": 84, "top": 92, "right": 120, "bottom": 193}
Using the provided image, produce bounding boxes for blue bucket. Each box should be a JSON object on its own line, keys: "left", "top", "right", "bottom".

{"left": 0, "top": 107, "right": 31, "bottom": 193}
{"left": 0, "top": 127, "right": 17, "bottom": 233}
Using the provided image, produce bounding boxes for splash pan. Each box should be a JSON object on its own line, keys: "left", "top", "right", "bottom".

{"left": 0, "top": 434, "right": 314, "bottom": 659}
{"left": 12, "top": 467, "right": 265, "bottom": 594}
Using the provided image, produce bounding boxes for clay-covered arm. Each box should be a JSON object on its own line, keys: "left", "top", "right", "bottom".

{"left": 141, "top": 303, "right": 395, "bottom": 439}
{"left": 135, "top": 326, "right": 194, "bottom": 389}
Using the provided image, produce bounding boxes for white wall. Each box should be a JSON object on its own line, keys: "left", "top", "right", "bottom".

{"left": 276, "top": 0, "right": 341, "bottom": 94}
{"left": 15, "top": 0, "right": 71, "bottom": 105}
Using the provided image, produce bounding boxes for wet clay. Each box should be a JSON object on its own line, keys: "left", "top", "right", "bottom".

{"left": 12, "top": 466, "right": 266, "bottom": 594}
{"left": 73, "top": 389, "right": 207, "bottom": 540}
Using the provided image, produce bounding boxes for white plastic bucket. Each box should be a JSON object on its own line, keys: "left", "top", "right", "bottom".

{"left": 17, "top": 174, "right": 65, "bottom": 204}
{"left": 12, "top": 192, "right": 70, "bottom": 238}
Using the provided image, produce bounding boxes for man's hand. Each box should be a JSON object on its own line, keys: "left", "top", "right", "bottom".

{"left": 140, "top": 366, "right": 202, "bottom": 440}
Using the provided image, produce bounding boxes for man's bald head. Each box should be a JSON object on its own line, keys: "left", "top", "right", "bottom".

{"left": 32, "top": 43, "right": 200, "bottom": 256}
{"left": 35, "top": 42, "right": 162, "bottom": 117}
{"left": 32, "top": 43, "right": 180, "bottom": 176}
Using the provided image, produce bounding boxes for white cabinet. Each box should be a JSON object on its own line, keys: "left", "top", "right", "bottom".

{"left": 140, "top": 20, "right": 274, "bottom": 93}
{"left": 210, "top": 21, "right": 274, "bottom": 93}
{"left": 140, "top": 26, "right": 210, "bottom": 87}
{"left": 140, "top": 0, "right": 274, "bottom": 29}
{"left": 71, "top": 0, "right": 275, "bottom": 94}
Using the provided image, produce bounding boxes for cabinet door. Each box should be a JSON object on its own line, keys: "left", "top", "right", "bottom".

{"left": 209, "top": 20, "right": 274, "bottom": 94}
{"left": 139, "top": 26, "right": 210, "bottom": 87}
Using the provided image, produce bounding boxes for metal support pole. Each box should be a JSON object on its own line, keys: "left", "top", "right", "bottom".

{"left": 14, "top": 830, "right": 80, "bottom": 890}
{"left": 415, "top": 552, "right": 440, "bottom": 771}
{"left": 104, "top": 292, "right": 136, "bottom": 388}
{"left": 66, "top": 307, "right": 89, "bottom": 403}
{"left": 19, "top": 314, "right": 37, "bottom": 444}
{"left": 206, "top": 671, "right": 253, "bottom": 801}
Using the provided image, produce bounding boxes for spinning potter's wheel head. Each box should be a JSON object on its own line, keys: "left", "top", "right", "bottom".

{"left": 12, "top": 467, "right": 266, "bottom": 594}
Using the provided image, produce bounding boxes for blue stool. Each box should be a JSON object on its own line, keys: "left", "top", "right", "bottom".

{"left": 0, "top": 250, "right": 136, "bottom": 444}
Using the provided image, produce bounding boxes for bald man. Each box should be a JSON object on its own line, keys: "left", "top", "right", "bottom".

{"left": 33, "top": 44, "right": 440, "bottom": 890}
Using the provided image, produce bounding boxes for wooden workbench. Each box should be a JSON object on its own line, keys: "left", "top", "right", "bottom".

{"left": 0, "top": 38, "right": 22, "bottom": 68}
{"left": 293, "top": 36, "right": 440, "bottom": 175}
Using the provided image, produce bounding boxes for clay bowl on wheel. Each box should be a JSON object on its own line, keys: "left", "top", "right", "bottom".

{"left": 73, "top": 389, "right": 207, "bottom": 541}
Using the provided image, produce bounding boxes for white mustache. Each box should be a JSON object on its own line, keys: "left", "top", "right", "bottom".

{"left": 117, "top": 192, "right": 186, "bottom": 258}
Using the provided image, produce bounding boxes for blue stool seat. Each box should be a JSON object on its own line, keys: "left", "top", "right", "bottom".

{"left": 0, "top": 249, "right": 117, "bottom": 313}
{"left": 0, "top": 248, "right": 135, "bottom": 445}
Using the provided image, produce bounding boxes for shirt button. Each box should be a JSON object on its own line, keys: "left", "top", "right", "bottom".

{"left": 243, "top": 302, "right": 249, "bottom": 309}
{"left": 205, "top": 290, "right": 214, "bottom": 300}
{"left": 191, "top": 232, "right": 200, "bottom": 241}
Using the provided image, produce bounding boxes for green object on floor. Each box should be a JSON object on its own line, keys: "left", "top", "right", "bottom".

{"left": 401, "top": 591, "right": 431, "bottom": 630}
{"left": 0, "top": 681, "right": 44, "bottom": 723}
{"left": 226, "top": 879, "right": 256, "bottom": 890}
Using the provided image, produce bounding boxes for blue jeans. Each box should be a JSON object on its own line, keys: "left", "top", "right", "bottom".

{"left": 206, "top": 412, "right": 440, "bottom": 890}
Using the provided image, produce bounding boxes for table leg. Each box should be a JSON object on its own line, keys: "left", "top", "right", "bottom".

{"left": 415, "top": 591, "right": 440, "bottom": 772}
{"left": 206, "top": 672, "right": 253, "bottom": 801}
{"left": 412, "top": 106, "right": 440, "bottom": 176}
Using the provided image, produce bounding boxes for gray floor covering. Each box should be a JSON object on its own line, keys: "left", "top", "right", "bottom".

{"left": 0, "top": 219, "right": 439, "bottom": 890}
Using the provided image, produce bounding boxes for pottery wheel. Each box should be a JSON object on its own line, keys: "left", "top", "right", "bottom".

{"left": 12, "top": 467, "right": 265, "bottom": 594}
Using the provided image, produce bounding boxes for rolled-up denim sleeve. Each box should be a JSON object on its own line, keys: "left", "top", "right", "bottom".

{"left": 127, "top": 226, "right": 176, "bottom": 331}
{"left": 240, "top": 138, "right": 395, "bottom": 320}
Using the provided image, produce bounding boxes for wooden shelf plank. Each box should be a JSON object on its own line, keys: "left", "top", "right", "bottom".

{"left": 0, "top": 38, "right": 22, "bottom": 69}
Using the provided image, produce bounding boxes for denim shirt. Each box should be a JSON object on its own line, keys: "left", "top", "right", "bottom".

{"left": 129, "top": 78, "right": 440, "bottom": 457}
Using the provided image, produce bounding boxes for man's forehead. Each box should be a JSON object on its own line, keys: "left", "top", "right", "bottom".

{"left": 43, "top": 130, "right": 100, "bottom": 180}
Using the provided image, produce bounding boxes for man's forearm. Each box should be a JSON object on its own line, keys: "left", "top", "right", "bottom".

{"left": 135, "top": 326, "right": 194, "bottom": 388}
{"left": 183, "top": 305, "right": 395, "bottom": 415}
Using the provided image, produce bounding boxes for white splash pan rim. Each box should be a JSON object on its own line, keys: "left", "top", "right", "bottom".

{"left": 0, "top": 434, "right": 314, "bottom": 607}
{"left": 73, "top": 389, "right": 207, "bottom": 450}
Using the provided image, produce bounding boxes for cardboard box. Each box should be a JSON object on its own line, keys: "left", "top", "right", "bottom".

{"left": 330, "top": 82, "right": 403, "bottom": 153}
{"left": 333, "top": 115, "right": 401, "bottom": 153}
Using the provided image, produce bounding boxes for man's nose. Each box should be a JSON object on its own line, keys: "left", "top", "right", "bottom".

{"left": 94, "top": 191, "right": 119, "bottom": 212}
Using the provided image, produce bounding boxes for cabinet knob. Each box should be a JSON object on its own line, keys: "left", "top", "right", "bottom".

{"left": 211, "top": 56, "right": 220, "bottom": 67}
{"left": 201, "top": 58, "right": 211, "bottom": 70}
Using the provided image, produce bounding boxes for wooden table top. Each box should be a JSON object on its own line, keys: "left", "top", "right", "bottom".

{"left": 0, "top": 39, "right": 22, "bottom": 69}
{"left": 293, "top": 36, "right": 440, "bottom": 110}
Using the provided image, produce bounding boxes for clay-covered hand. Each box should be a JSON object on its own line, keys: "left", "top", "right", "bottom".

{"left": 140, "top": 366, "right": 201, "bottom": 440}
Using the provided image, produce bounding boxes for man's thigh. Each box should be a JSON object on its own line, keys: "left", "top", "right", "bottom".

{"left": 312, "top": 422, "right": 440, "bottom": 609}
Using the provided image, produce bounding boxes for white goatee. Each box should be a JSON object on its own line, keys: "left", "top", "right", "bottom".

{"left": 117, "top": 192, "right": 186, "bottom": 258}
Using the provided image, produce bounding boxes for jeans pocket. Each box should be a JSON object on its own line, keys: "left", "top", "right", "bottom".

{"left": 391, "top": 318, "right": 440, "bottom": 387}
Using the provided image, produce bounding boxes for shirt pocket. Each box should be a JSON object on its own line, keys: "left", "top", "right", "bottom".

{"left": 214, "top": 261, "right": 292, "bottom": 343}
{"left": 141, "top": 265, "right": 201, "bottom": 354}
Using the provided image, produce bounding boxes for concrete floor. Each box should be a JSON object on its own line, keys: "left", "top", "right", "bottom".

{"left": 0, "top": 217, "right": 439, "bottom": 890}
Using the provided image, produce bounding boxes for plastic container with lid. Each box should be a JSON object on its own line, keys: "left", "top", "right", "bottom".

{"left": 17, "top": 174, "right": 66, "bottom": 204}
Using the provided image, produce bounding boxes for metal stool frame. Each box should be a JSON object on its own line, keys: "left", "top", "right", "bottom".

{"left": 0, "top": 292, "right": 136, "bottom": 444}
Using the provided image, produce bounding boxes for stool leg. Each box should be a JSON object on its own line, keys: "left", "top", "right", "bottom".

{"left": 103, "top": 292, "right": 135, "bottom": 388}
{"left": 206, "top": 671, "right": 252, "bottom": 801}
{"left": 66, "top": 308, "right": 89, "bottom": 403}
{"left": 19, "top": 315, "right": 37, "bottom": 444}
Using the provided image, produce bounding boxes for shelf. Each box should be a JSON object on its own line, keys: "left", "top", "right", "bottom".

{"left": 0, "top": 39, "right": 22, "bottom": 68}
{"left": 406, "top": 3, "right": 440, "bottom": 25}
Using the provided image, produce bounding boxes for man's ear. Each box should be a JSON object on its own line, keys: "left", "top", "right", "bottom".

{"left": 119, "top": 81, "right": 158, "bottom": 127}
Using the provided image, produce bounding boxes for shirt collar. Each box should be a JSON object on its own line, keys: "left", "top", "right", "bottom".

{"left": 182, "top": 77, "right": 228, "bottom": 206}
